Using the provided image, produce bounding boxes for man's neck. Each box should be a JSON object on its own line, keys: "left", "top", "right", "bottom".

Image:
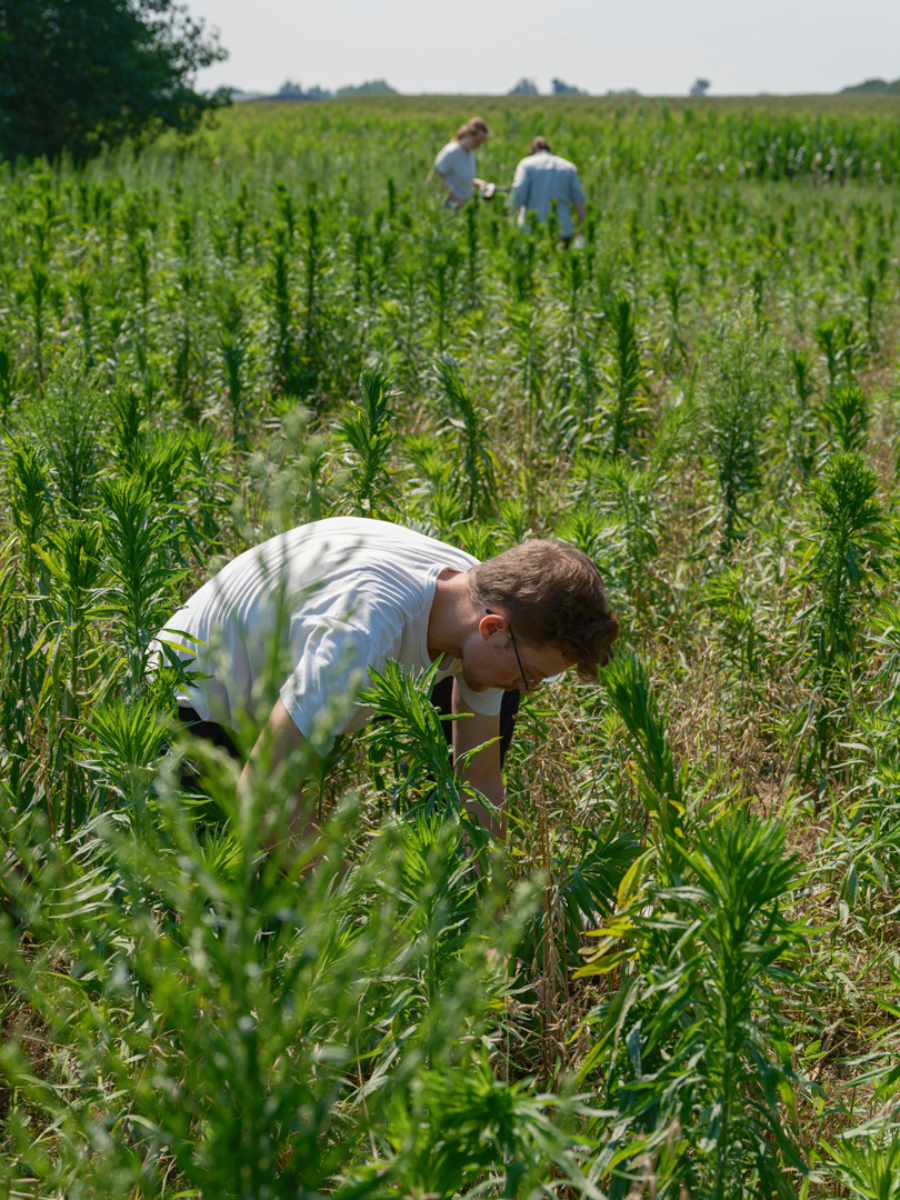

{"left": 427, "top": 569, "right": 474, "bottom": 665}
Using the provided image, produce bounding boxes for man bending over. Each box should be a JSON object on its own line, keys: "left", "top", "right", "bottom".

{"left": 156, "top": 517, "right": 618, "bottom": 843}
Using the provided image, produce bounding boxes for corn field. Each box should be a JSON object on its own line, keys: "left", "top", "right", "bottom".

{"left": 3, "top": 93, "right": 900, "bottom": 1198}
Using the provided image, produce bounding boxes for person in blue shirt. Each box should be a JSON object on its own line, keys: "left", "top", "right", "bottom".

{"left": 511, "top": 136, "right": 586, "bottom": 248}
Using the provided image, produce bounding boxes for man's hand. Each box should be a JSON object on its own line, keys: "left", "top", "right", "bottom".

{"left": 240, "top": 697, "right": 318, "bottom": 849}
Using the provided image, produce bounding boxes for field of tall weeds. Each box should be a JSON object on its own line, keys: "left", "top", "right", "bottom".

{"left": 3, "top": 95, "right": 900, "bottom": 1198}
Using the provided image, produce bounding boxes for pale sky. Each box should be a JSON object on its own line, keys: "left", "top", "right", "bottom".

{"left": 189, "top": 0, "right": 900, "bottom": 97}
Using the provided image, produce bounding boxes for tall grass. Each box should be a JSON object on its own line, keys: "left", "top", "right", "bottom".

{"left": 2, "top": 96, "right": 900, "bottom": 1196}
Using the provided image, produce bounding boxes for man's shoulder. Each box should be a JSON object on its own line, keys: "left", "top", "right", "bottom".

{"left": 519, "top": 153, "right": 577, "bottom": 173}
{"left": 297, "top": 517, "right": 479, "bottom": 568}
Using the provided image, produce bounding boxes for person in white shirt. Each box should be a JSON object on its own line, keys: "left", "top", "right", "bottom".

{"left": 511, "top": 136, "right": 587, "bottom": 247}
{"left": 429, "top": 116, "right": 490, "bottom": 209}
{"left": 156, "top": 517, "right": 618, "bottom": 844}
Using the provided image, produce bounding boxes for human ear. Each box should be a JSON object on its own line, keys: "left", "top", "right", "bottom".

{"left": 478, "top": 612, "right": 506, "bottom": 640}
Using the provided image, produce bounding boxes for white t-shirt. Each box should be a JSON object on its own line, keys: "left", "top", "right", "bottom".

{"left": 155, "top": 517, "right": 503, "bottom": 752}
{"left": 434, "top": 140, "right": 476, "bottom": 201}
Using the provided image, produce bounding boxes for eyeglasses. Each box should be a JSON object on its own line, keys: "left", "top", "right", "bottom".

{"left": 486, "top": 608, "right": 562, "bottom": 692}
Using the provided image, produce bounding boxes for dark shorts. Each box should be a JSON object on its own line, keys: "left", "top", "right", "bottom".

{"left": 177, "top": 707, "right": 241, "bottom": 763}
{"left": 178, "top": 682, "right": 521, "bottom": 770}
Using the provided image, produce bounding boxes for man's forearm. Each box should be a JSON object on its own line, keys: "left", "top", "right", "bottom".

{"left": 240, "top": 697, "right": 317, "bottom": 848}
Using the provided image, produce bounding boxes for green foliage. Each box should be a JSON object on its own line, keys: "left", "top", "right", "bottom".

{"left": 36, "top": 361, "right": 105, "bottom": 515}
{"left": 434, "top": 353, "right": 498, "bottom": 519}
{"left": 805, "top": 450, "right": 884, "bottom": 670}
{"left": 97, "top": 475, "right": 189, "bottom": 695}
{"left": 1, "top": 97, "right": 900, "bottom": 1197}
{"left": 340, "top": 365, "right": 399, "bottom": 518}
{"left": 604, "top": 293, "right": 648, "bottom": 455}
{"left": 361, "top": 659, "right": 499, "bottom": 848}
{"left": 821, "top": 381, "right": 871, "bottom": 453}
{"left": 562, "top": 456, "right": 661, "bottom": 615}
{"left": 0, "top": 764, "right": 554, "bottom": 1199}
{"left": 385, "top": 1056, "right": 595, "bottom": 1199}
{"left": 582, "top": 813, "right": 808, "bottom": 1200}
{"left": 703, "top": 304, "right": 781, "bottom": 551}
{"left": 0, "top": 0, "right": 228, "bottom": 161}
{"left": 5, "top": 436, "right": 52, "bottom": 584}
{"left": 825, "top": 1135, "right": 900, "bottom": 1200}
{"left": 798, "top": 450, "right": 886, "bottom": 779}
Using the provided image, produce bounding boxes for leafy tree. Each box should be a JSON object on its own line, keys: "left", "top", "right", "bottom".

{"left": 551, "top": 78, "right": 586, "bottom": 95}
{"left": 0, "top": 0, "right": 228, "bottom": 162}
{"left": 336, "top": 79, "right": 396, "bottom": 96}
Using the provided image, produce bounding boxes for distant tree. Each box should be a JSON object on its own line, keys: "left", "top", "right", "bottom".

{"left": 509, "top": 78, "right": 539, "bottom": 95}
{"left": 336, "top": 79, "right": 396, "bottom": 96}
{"left": 551, "top": 78, "right": 586, "bottom": 96}
{"left": 305, "top": 84, "right": 333, "bottom": 100}
{"left": 690, "top": 78, "right": 711, "bottom": 96}
{"left": 274, "top": 80, "right": 320, "bottom": 101}
{"left": 841, "top": 77, "right": 900, "bottom": 95}
{"left": 607, "top": 88, "right": 640, "bottom": 97}
{"left": 0, "top": 0, "right": 228, "bottom": 162}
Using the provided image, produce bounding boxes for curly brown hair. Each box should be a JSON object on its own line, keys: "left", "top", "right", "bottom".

{"left": 468, "top": 540, "right": 619, "bottom": 680}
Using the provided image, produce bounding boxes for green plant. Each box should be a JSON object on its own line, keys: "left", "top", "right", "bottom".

{"left": 507, "top": 299, "right": 545, "bottom": 415}
{"left": 268, "top": 233, "right": 299, "bottom": 397}
{"left": 361, "top": 659, "right": 493, "bottom": 836}
{"left": 433, "top": 353, "right": 498, "bottom": 519}
{"left": 5, "top": 437, "right": 52, "bottom": 586}
{"left": 428, "top": 245, "right": 461, "bottom": 353}
{"left": 33, "top": 518, "right": 104, "bottom": 837}
{"left": 661, "top": 266, "right": 689, "bottom": 368}
{"left": 772, "top": 347, "right": 819, "bottom": 485}
{"left": 298, "top": 193, "right": 325, "bottom": 400}
{"left": 824, "top": 1135, "right": 900, "bottom": 1200}
{"left": 604, "top": 293, "right": 647, "bottom": 456}
{"left": 821, "top": 381, "right": 871, "bottom": 454}
{"left": 38, "top": 360, "right": 104, "bottom": 515}
{"left": 384, "top": 1055, "right": 596, "bottom": 1200}
{"left": 96, "top": 474, "right": 189, "bottom": 697}
{"left": 594, "top": 651, "right": 691, "bottom": 885}
{"left": 0, "top": 341, "right": 22, "bottom": 412}
{"left": 581, "top": 813, "right": 808, "bottom": 1200}
{"left": 798, "top": 450, "right": 886, "bottom": 786}
{"left": 339, "top": 365, "right": 399, "bottom": 518}
{"left": 565, "top": 456, "right": 661, "bottom": 613}
{"left": 703, "top": 304, "right": 780, "bottom": 551}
